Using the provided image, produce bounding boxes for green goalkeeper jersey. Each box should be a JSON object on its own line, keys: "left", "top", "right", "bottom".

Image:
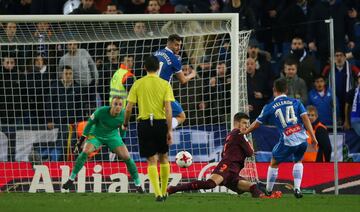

{"left": 83, "top": 106, "right": 126, "bottom": 139}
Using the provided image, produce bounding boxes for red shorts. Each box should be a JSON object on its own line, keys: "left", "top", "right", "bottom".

{"left": 212, "top": 160, "right": 246, "bottom": 194}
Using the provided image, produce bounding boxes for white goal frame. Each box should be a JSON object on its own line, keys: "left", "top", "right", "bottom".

{"left": 0, "top": 13, "right": 255, "bottom": 192}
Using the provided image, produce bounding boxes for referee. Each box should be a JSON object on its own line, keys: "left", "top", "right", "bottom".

{"left": 123, "top": 55, "right": 174, "bottom": 202}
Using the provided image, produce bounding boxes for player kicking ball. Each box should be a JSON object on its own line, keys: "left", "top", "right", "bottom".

{"left": 62, "top": 96, "right": 143, "bottom": 192}
{"left": 167, "top": 112, "right": 281, "bottom": 199}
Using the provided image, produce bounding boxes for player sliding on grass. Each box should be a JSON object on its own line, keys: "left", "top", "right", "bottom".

{"left": 167, "top": 112, "right": 281, "bottom": 198}
{"left": 244, "top": 78, "right": 317, "bottom": 198}
{"left": 62, "top": 96, "right": 143, "bottom": 192}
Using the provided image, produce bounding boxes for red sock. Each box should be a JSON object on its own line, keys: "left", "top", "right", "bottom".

{"left": 172, "top": 179, "right": 217, "bottom": 193}
{"left": 250, "top": 184, "right": 263, "bottom": 198}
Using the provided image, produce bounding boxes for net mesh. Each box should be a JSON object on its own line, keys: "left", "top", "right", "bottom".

{"left": 0, "top": 16, "right": 254, "bottom": 192}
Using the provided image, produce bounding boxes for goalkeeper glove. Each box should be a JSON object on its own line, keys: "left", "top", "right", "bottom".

{"left": 74, "top": 135, "right": 86, "bottom": 154}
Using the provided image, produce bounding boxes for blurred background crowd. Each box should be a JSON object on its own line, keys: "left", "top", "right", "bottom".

{"left": 1, "top": 0, "right": 360, "bottom": 162}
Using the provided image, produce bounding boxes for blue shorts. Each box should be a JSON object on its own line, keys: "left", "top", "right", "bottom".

{"left": 171, "top": 100, "right": 183, "bottom": 117}
{"left": 272, "top": 141, "right": 307, "bottom": 163}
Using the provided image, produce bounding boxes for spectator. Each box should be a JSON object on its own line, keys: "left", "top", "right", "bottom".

{"left": 70, "top": 0, "right": 100, "bottom": 14}
{"left": 5, "top": 0, "right": 31, "bottom": 14}
{"left": 279, "top": 0, "right": 313, "bottom": 43}
{"left": 146, "top": 0, "right": 161, "bottom": 14}
{"left": 104, "top": 2, "right": 122, "bottom": 14}
{"left": 344, "top": 75, "right": 360, "bottom": 136}
{"left": 247, "top": 0, "right": 262, "bottom": 23}
{"left": 22, "top": 55, "right": 53, "bottom": 128}
{"left": 209, "top": 0, "right": 223, "bottom": 13}
{"left": 121, "top": 22, "right": 161, "bottom": 78}
{"left": 282, "top": 36, "right": 319, "bottom": 90}
{"left": 222, "top": 0, "right": 257, "bottom": 31}
{"left": 196, "top": 55, "right": 212, "bottom": 80}
{"left": 322, "top": 49, "right": 360, "bottom": 123}
{"left": 307, "top": 75, "right": 336, "bottom": 126}
{"left": 258, "top": 0, "right": 286, "bottom": 56}
{"left": 246, "top": 57, "right": 271, "bottom": 121}
{"left": 133, "top": 21, "right": 147, "bottom": 37}
{"left": 247, "top": 39, "right": 273, "bottom": 86}
{"left": 191, "top": 0, "right": 211, "bottom": 13}
{"left": 205, "top": 62, "right": 231, "bottom": 124}
{"left": 2, "top": 22, "right": 17, "bottom": 43}
{"left": 161, "top": 5, "right": 205, "bottom": 66}
{"left": 1, "top": 22, "right": 26, "bottom": 71}
{"left": 32, "top": 22, "right": 59, "bottom": 70}
{"left": 93, "top": 0, "right": 112, "bottom": 12}
{"left": 307, "top": 0, "right": 356, "bottom": 68}
{"left": 119, "top": 0, "right": 147, "bottom": 14}
{"left": 58, "top": 40, "right": 98, "bottom": 116}
{"left": 158, "top": 0, "right": 174, "bottom": 13}
{"left": 172, "top": 64, "right": 208, "bottom": 126}
{"left": 0, "top": 54, "right": 22, "bottom": 161}
{"left": 31, "top": 0, "right": 66, "bottom": 14}
{"left": 281, "top": 59, "right": 308, "bottom": 104}
{"left": 109, "top": 54, "right": 136, "bottom": 104}
{"left": 305, "top": 105, "right": 332, "bottom": 162}
{"left": 46, "top": 66, "right": 82, "bottom": 161}
{"left": 98, "top": 43, "right": 120, "bottom": 104}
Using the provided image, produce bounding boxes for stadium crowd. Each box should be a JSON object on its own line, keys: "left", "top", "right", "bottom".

{"left": 1, "top": 0, "right": 360, "bottom": 162}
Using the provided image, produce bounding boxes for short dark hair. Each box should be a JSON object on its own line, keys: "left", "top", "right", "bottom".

{"left": 234, "top": 112, "right": 249, "bottom": 122}
{"left": 107, "top": 2, "right": 117, "bottom": 7}
{"left": 313, "top": 74, "right": 325, "bottom": 82}
{"left": 284, "top": 58, "right": 298, "bottom": 67}
{"left": 144, "top": 55, "right": 159, "bottom": 72}
{"left": 274, "top": 78, "right": 288, "bottom": 93}
{"left": 306, "top": 105, "right": 318, "bottom": 116}
{"left": 121, "top": 54, "right": 134, "bottom": 62}
{"left": 292, "top": 36, "right": 303, "bottom": 42}
{"left": 335, "top": 48, "right": 345, "bottom": 55}
{"left": 168, "top": 34, "right": 182, "bottom": 43}
{"left": 64, "top": 65, "right": 72, "bottom": 70}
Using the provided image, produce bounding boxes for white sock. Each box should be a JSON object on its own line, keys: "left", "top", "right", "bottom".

{"left": 293, "top": 162, "right": 303, "bottom": 190}
{"left": 172, "top": 117, "right": 179, "bottom": 129}
{"left": 266, "top": 166, "right": 278, "bottom": 192}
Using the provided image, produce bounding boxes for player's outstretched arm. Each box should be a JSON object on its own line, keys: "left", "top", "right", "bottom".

{"left": 244, "top": 121, "right": 261, "bottom": 135}
{"left": 176, "top": 69, "right": 197, "bottom": 84}
{"left": 301, "top": 114, "right": 318, "bottom": 145}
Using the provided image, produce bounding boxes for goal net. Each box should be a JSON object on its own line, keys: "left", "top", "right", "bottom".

{"left": 0, "top": 14, "right": 254, "bottom": 193}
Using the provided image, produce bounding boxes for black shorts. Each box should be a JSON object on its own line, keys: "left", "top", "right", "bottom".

{"left": 212, "top": 160, "right": 246, "bottom": 194}
{"left": 137, "top": 119, "right": 168, "bottom": 158}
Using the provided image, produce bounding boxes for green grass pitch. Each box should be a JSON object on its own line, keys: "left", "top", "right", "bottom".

{"left": 0, "top": 193, "right": 359, "bottom": 212}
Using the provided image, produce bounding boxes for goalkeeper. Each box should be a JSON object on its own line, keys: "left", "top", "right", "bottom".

{"left": 62, "top": 96, "right": 142, "bottom": 192}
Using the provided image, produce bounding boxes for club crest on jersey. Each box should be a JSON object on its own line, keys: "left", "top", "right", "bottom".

{"left": 90, "top": 113, "right": 95, "bottom": 120}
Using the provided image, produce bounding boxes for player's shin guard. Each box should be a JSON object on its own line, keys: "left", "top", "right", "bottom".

{"left": 160, "top": 163, "right": 170, "bottom": 195}
{"left": 124, "top": 158, "right": 141, "bottom": 186}
{"left": 69, "top": 152, "right": 88, "bottom": 180}
{"left": 266, "top": 166, "right": 278, "bottom": 192}
{"left": 293, "top": 162, "right": 303, "bottom": 190}
{"left": 148, "top": 165, "right": 162, "bottom": 197}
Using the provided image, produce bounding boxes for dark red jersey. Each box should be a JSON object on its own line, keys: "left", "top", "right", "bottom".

{"left": 221, "top": 128, "right": 254, "bottom": 169}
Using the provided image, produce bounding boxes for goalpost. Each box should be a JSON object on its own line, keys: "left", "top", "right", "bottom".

{"left": 0, "top": 14, "right": 253, "bottom": 193}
